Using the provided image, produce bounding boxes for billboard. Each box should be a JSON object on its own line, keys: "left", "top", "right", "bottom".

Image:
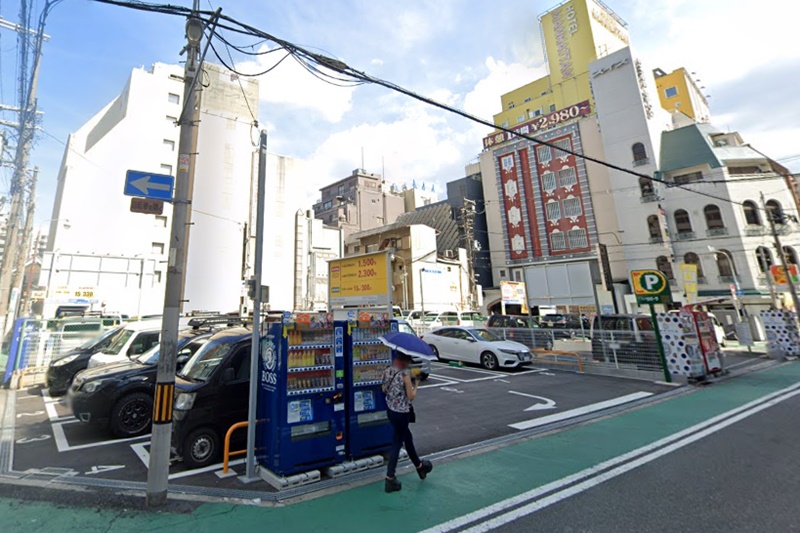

{"left": 328, "top": 251, "right": 391, "bottom": 307}
{"left": 540, "top": 1, "right": 597, "bottom": 86}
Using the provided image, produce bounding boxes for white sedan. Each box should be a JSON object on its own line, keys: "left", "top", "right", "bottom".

{"left": 421, "top": 327, "right": 532, "bottom": 370}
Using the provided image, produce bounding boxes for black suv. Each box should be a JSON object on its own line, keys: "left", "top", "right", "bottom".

{"left": 485, "top": 315, "right": 554, "bottom": 350}
{"left": 591, "top": 315, "right": 660, "bottom": 370}
{"left": 68, "top": 327, "right": 217, "bottom": 437}
{"left": 171, "top": 327, "right": 253, "bottom": 468}
{"left": 46, "top": 327, "right": 123, "bottom": 396}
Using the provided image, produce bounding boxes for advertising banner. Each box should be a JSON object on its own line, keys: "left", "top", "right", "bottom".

{"left": 328, "top": 251, "right": 391, "bottom": 307}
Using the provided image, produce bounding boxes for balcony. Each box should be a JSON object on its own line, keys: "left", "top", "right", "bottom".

{"left": 745, "top": 225, "right": 767, "bottom": 237}
{"left": 706, "top": 227, "right": 729, "bottom": 237}
{"left": 632, "top": 157, "right": 651, "bottom": 167}
{"left": 640, "top": 194, "right": 658, "bottom": 203}
{"left": 675, "top": 231, "right": 696, "bottom": 241}
{"left": 648, "top": 236, "right": 664, "bottom": 244}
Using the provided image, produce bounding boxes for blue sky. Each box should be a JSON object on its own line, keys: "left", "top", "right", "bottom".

{"left": 2, "top": 0, "right": 799, "bottom": 230}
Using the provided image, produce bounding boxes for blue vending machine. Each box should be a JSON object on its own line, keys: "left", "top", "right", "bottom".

{"left": 257, "top": 312, "right": 347, "bottom": 476}
{"left": 345, "top": 310, "right": 395, "bottom": 459}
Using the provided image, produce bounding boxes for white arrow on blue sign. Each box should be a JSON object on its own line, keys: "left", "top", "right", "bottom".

{"left": 124, "top": 170, "right": 174, "bottom": 201}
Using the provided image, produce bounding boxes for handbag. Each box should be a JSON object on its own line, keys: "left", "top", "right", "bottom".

{"left": 409, "top": 404, "right": 416, "bottom": 423}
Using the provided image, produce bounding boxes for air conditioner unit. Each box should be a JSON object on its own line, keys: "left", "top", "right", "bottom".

{"left": 444, "top": 250, "right": 455, "bottom": 259}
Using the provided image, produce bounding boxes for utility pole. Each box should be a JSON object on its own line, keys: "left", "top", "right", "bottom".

{"left": 762, "top": 192, "right": 800, "bottom": 317}
{"left": 146, "top": 3, "right": 220, "bottom": 506}
{"left": 461, "top": 198, "right": 477, "bottom": 309}
{"left": 13, "top": 167, "right": 37, "bottom": 318}
{"left": 0, "top": 1, "right": 48, "bottom": 333}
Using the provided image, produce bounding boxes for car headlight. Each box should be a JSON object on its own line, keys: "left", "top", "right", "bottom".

{"left": 52, "top": 354, "right": 79, "bottom": 366}
{"left": 174, "top": 392, "right": 196, "bottom": 411}
{"left": 82, "top": 380, "right": 105, "bottom": 393}
{"left": 500, "top": 349, "right": 521, "bottom": 355}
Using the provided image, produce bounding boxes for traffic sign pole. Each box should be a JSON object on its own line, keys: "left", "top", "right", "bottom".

{"left": 649, "top": 303, "right": 671, "bottom": 383}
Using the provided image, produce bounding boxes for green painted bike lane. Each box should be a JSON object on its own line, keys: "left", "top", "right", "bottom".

{"left": 4, "top": 362, "right": 800, "bottom": 533}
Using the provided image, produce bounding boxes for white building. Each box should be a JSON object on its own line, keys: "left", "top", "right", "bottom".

{"left": 292, "top": 210, "right": 343, "bottom": 311}
{"left": 43, "top": 62, "right": 307, "bottom": 317}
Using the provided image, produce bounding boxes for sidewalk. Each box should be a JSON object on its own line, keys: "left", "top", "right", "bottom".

{"left": 3, "top": 361, "right": 799, "bottom": 533}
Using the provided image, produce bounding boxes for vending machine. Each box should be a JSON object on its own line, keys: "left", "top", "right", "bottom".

{"left": 344, "top": 310, "right": 394, "bottom": 459}
{"left": 691, "top": 311, "right": 723, "bottom": 375}
{"left": 257, "top": 312, "right": 347, "bottom": 476}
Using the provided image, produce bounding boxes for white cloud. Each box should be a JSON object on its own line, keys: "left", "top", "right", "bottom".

{"left": 237, "top": 47, "right": 355, "bottom": 123}
{"left": 463, "top": 57, "right": 547, "bottom": 120}
{"left": 370, "top": 58, "right": 384, "bottom": 66}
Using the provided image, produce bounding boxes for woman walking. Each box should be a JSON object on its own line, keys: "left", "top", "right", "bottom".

{"left": 382, "top": 352, "right": 432, "bottom": 493}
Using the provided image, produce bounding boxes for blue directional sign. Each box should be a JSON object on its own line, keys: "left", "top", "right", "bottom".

{"left": 124, "top": 170, "right": 174, "bottom": 201}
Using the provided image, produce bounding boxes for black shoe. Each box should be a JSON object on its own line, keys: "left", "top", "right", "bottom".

{"left": 417, "top": 460, "right": 433, "bottom": 480}
{"left": 385, "top": 477, "right": 402, "bottom": 493}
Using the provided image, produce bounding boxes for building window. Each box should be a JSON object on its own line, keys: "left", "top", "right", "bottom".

{"left": 558, "top": 168, "right": 577, "bottom": 188}
{"left": 656, "top": 256, "right": 674, "bottom": 280}
{"left": 549, "top": 104, "right": 557, "bottom": 113}
{"left": 704, "top": 204, "right": 724, "bottom": 229}
{"left": 166, "top": 115, "right": 177, "bottom": 124}
{"left": 632, "top": 142, "right": 648, "bottom": 165}
{"left": 550, "top": 231, "right": 566, "bottom": 251}
{"left": 517, "top": 114, "right": 526, "bottom": 123}
{"left": 524, "top": 97, "right": 532, "bottom": 103}
{"left": 168, "top": 93, "right": 180, "bottom": 104}
{"left": 155, "top": 215, "right": 168, "bottom": 228}
{"left": 664, "top": 86, "right": 678, "bottom": 98}
{"left": 545, "top": 201, "right": 561, "bottom": 221}
{"left": 716, "top": 249, "right": 736, "bottom": 278}
{"left": 783, "top": 246, "right": 799, "bottom": 265}
{"left": 743, "top": 200, "right": 761, "bottom": 225}
{"left": 673, "top": 171, "right": 703, "bottom": 185}
{"left": 537, "top": 145, "right": 552, "bottom": 163}
{"left": 647, "top": 215, "right": 661, "bottom": 241}
{"left": 674, "top": 209, "right": 692, "bottom": 234}
{"left": 529, "top": 109, "right": 541, "bottom": 118}
{"left": 567, "top": 228, "right": 588, "bottom": 249}
{"left": 541, "top": 171, "right": 557, "bottom": 192}
{"left": 684, "top": 252, "right": 704, "bottom": 279}
{"left": 353, "top": 245, "right": 361, "bottom": 253}
{"left": 640, "top": 178, "right": 655, "bottom": 197}
{"left": 766, "top": 199, "right": 784, "bottom": 224}
{"left": 163, "top": 139, "right": 175, "bottom": 151}
{"left": 501, "top": 120, "right": 509, "bottom": 128}
{"left": 323, "top": 201, "right": 332, "bottom": 210}
{"left": 338, "top": 184, "right": 345, "bottom": 195}
{"left": 513, "top": 270, "right": 523, "bottom": 282}
{"left": 553, "top": 139, "right": 572, "bottom": 157}
{"left": 152, "top": 242, "right": 165, "bottom": 255}
{"left": 563, "top": 197, "right": 582, "bottom": 218}
{"left": 160, "top": 164, "right": 173, "bottom": 175}
{"left": 499, "top": 269, "right": 507, "bottom": 278}
{"left": 756, "top": 246, "right": 773, "bottom": 273}
{"left": 508, "top": 102, "right": 515, "bottom": 109}
{"left": 155, "top": 271, "right": 163, "bottom": 283}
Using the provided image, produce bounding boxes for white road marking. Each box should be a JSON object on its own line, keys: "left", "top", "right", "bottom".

{"left": 128, "top": 443, "right": 246, "bottom": 480}
{"left": 40, "top": 390, "right": 73, "bottom": 423}
{"left": 440, "top": 387, "right": 465, "bottom": 394}
{"left": 508, "top": 391, "right": 556, "bottom": 411}
{"left": 508, "top": 392, "right": 653, "bottom": 430}
{"left": 51, "top": 420, "right": 149, "bottom": 452}
{"left": 130, "top": 442, "right": 149, "bottom": 467}
{"left": 463, "top": 387, "right": 800, "bottom": 532}
{"left": 423, "top": 378, "right": 800, "bottom": 533}
{"left": 16, "top": 434, "right": 51, "bottom": 444}
{"left": 84, "top": 465, "right": 125, "bottom": 476}
{"left": 16, "top": 410, "right": 45, "bottom": 418}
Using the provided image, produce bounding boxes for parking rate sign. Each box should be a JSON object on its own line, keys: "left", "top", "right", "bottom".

{"left": 631, "top": 269, "right": 672, "bottom": 305}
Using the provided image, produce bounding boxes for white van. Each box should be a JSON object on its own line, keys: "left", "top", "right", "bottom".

{"left": 86, "top": 320, "right": 162, "bottom": 368}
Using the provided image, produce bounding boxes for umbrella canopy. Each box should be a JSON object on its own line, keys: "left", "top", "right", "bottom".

{"left": 379, "top": 331, "right": 436, "bottom": 360}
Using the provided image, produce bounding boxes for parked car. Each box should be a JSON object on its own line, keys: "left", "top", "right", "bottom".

{"left": 540, "top": 313, "right": 589, "bottom": 338}
{"left": 171, "top": 327, "right": 253, "bottom": 468}
{"left": 590, "top": 315, "right": 661, "bottom": 370}
{"left": 485, "top": 314, "right": 554, "bottom": 350}
{"left": 86, "top": 321, "right": 162, "bottom": 369}
{"left": 395, "top": 318, "right": 431, "bottom": 380}
{"left": 46, "top": 326, "right": 124, "bottom": 396}
{"left": 422, "top": 310, "right": 487, "bottom": 328}
{"left": 68, "top": 328, "right": 214, "bottom": 437}
{"left": 421, "top": 326, "right": 532, "bottom": 370}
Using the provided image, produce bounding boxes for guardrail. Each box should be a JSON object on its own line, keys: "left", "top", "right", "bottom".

{"left": 222, "top": 421, "right": 249, "bottom": 474}
{"left": 530, "top": 350, "right": 583, "bottom": 372}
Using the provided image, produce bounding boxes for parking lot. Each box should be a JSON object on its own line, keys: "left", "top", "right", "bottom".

{"left": 4, "top": 362, "right": 676, "bottom": 497}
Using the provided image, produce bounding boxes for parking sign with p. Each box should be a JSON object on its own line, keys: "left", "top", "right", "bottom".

{"left": 631, "top": 270, "right": 672, "bottom": 305}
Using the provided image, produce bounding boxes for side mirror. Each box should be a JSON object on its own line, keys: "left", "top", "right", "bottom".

{"left": 221, "top": 367, "right": 235, "bottom": 383}
{"left": 176, "top": 355, "right": 189, "bottom": 367}
{"left": 466, "top": 337, "right": 477, "bottom": 343}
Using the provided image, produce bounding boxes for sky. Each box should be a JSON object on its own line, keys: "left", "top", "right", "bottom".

{"left": 1, "top": 0, "right": 799, "bottom": 231}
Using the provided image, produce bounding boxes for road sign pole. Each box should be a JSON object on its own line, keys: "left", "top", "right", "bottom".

{"left": 649, "top": 303, "right": 671, "bottom": 383}
{"left": 245, "top": 130, "right": 268, "bottom": 482}
{"left": 146, "top": 4, "right": 215, "bottom": 506}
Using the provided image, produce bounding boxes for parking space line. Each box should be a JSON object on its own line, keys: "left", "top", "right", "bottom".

{"left": 508, "top": 391, "right": 654, "bottom": 431}
{"left": 51, "top": 420, "right": 149, "bottom": 453}
{"left": 129, "top": 443, "right": 247, "bottom": 480}
{"left": 420, "top": 377, "right": 459, "bottom": 389}
{"left": 130, "top": 442, "right": 149, "bottom": 467}
{"left": 41, "top": 390, "right": 73, "bottom": 423}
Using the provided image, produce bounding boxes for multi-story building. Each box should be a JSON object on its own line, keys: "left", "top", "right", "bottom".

{"left": 292, "top": 210, "right": 343, "bottom": 312}
{"left": 653, "top": 67, "right": 711, "bottom": 123}
{"left": 43, "top": 62, "right": 306, "bottom": 317}
{"left": 402, "top": 185, "right": 439, "bottom": 212}
{"left": 312, "top": 169, "right": 405, "bottom": 239}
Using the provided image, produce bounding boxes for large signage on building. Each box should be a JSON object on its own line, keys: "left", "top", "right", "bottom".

{"left": 483, "top": 101, "right": 591, "bottom": 149}
{"left": 770, "top": 264, "right": 800, "bottom": 290}
{"left": 541, "top": 1, "right": 596, "bottom": 86}
{"left": 328, "top": 251, "right": 391, "bottom": 307}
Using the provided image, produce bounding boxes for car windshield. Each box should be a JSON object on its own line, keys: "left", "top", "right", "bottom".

{"left": 422, "top": 312, "right": 441, "bottom": 322}
{"left": 78, "top": 327, "right": 121, "bottom": 350}
{"left": 101, "top": 329, "right": 134, "bottom": 355}
{"left": 471, "top": 328, "right": 501, "bottom": 342}
{"left": 462, "top": 312, "right": 485, "bottom": 321}
{"left": 178, "top": 337, "right": 236, "bottom": 382}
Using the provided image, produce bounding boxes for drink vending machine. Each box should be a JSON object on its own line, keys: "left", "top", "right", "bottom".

{"left": 690, "top": 311, "right": 723, "bottom": 375}
{"left": 257, "top": 312, "right": 347, "bottom": 476}
{"left": 345, "top": 310, "right": 394, "bottom": 459}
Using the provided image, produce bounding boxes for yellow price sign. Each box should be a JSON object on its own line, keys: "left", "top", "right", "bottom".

{"left": 328, "top": 251, "right": 390, "bottom": 306}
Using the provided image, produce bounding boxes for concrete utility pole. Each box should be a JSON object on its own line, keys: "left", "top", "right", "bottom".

{"left": 0, "top": 1, "right": 48, "bottom": 333}
{"left": 762, "top": 192, "right": 800, "bottom": 317}
{"left": 461, "top": 198, "right": 477, "bottom": 309}
{"left": 13, "top": 167, "right": 37, "bottom": 317}
{"left": 146, "top": 3, "right": 220, "bottom": 506}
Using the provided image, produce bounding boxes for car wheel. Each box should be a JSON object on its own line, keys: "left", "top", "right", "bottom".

{"left": 109, "top": 392, "right": 153, "bottom": 438}
{"left": 183, "top": 427, "right": 221, "bottom": 469}
{"left": 430, "top": 344, "right": 447, "bottom": 362}
{"left": 480, "top": 351, "right": 499, "bottom": 370}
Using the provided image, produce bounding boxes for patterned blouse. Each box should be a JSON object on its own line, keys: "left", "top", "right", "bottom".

{"left": 382, "top": 366, "right": 411, "bottom": 413}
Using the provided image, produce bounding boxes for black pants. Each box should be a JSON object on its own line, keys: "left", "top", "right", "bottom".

{"left": 386, "top": 409, "right": 421, "bottom": 478}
